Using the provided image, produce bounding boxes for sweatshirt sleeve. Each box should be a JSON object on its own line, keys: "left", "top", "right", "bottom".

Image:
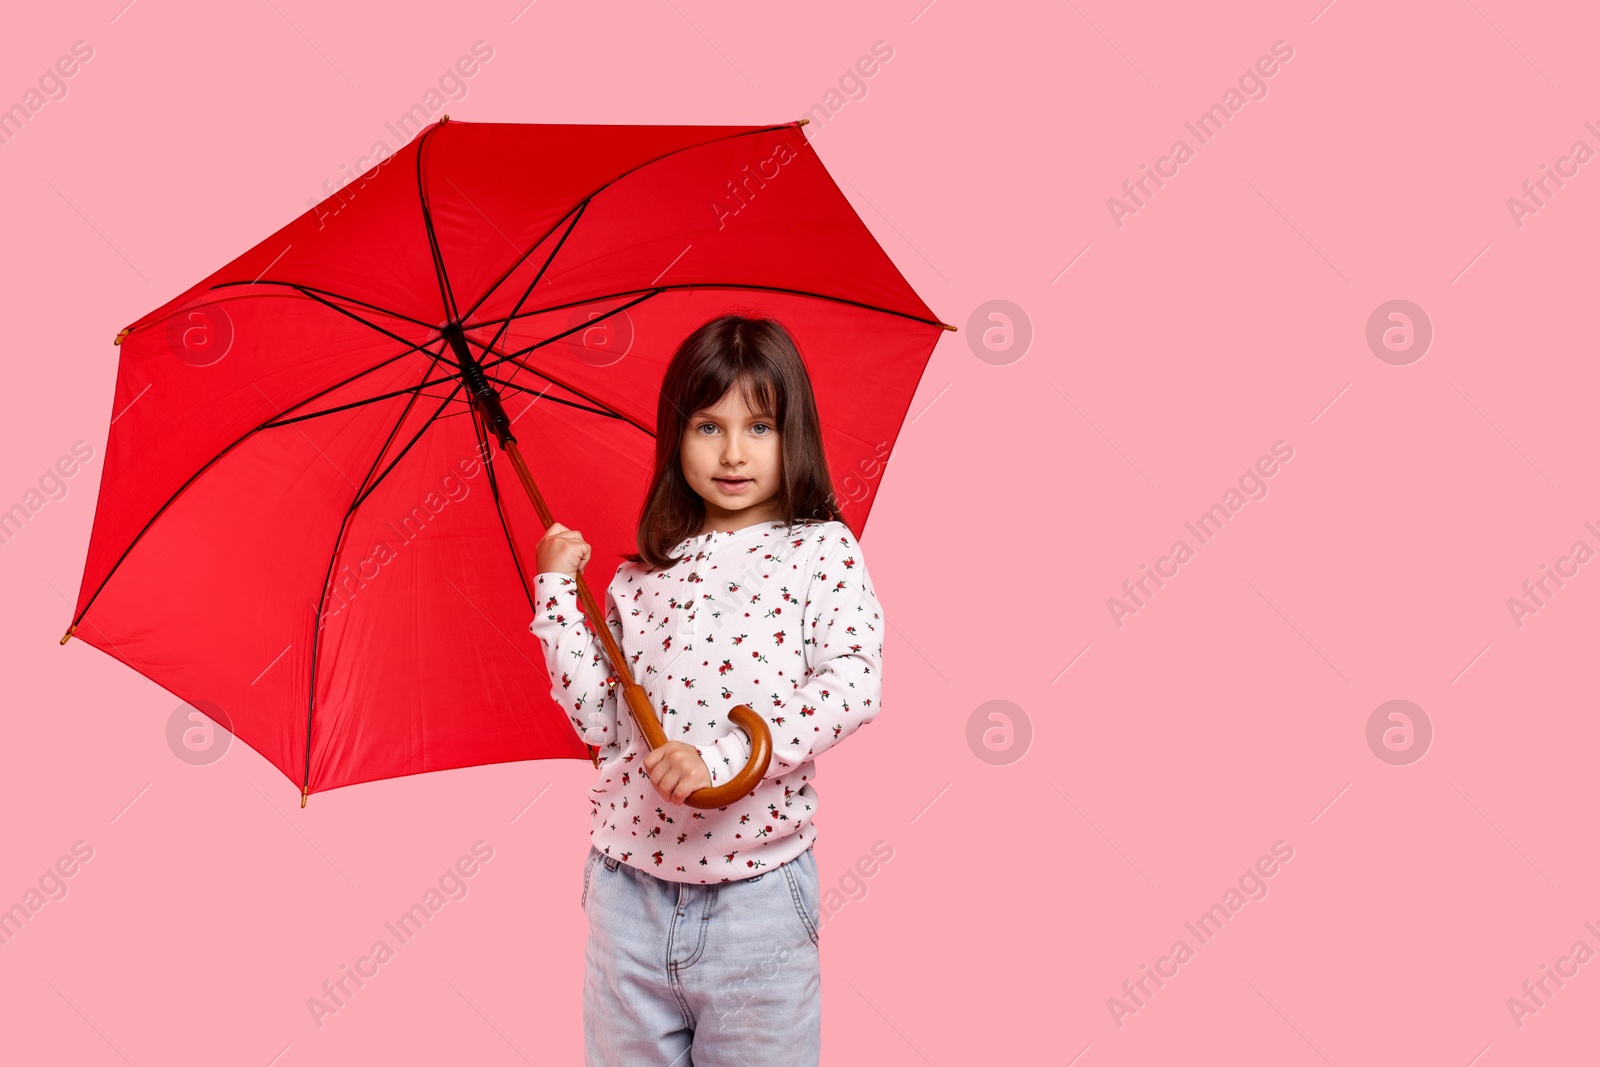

{"left": 528, "top": 570, "right": 626, "bottom": 751}
{"left": 694, "top": 524, "right": 884, "bottom": 786}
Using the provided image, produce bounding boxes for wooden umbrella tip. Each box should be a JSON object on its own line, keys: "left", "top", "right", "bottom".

{"left": 114, "top": 327, "right": 130, "bottom": 346}
{"left": 59, "top": 624, "right": 76, "bottom": 645}
{"left": 797, "top": 117, "right": 809, "bottom": 127}
{"left": 440, "top": 114, "right": 450, "bottom": 125}
{"left": 940, "top": 322, "right": 958, "bottom": 332}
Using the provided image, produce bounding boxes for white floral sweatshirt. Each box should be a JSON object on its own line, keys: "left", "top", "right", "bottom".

{"left": 528, "top": 518, "right": 884, "bottom": 883}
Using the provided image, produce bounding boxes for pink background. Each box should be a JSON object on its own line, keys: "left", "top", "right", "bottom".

{"left": 4, "top": 1, "right": 1598, "bottom": 1063}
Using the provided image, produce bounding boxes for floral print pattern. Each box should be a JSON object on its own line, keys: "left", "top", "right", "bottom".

{"left": 529, "top": 519, "right": 884, "bottom": 883}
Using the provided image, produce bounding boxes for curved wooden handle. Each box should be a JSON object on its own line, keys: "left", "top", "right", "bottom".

{"left": 621, "top": 683, "right": 772, "bottom": 808}
{"left": 700, "top": 705, "right": 774, "bottom": 806}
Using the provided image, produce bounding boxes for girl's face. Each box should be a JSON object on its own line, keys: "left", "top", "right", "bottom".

{"left": 679, "top": 386, "right": 784, "bottom": 528}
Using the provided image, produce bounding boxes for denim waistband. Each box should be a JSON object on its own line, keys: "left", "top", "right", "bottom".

{"left": 596, "top": 842, "right": 812, "bottom": 884}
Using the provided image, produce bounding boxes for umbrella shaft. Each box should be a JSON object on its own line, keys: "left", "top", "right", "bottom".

{"left": 442, "top": 321, "right": 514, "bottom": 446}
{"left": 498, "top": 436, "right": 669, "bottom": 754}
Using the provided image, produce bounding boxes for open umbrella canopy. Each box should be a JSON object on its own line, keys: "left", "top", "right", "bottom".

{"left": 65, "top": 117, "right": 948, "bottom": 802}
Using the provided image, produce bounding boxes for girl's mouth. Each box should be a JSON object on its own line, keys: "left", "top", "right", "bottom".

{"left": 714, "top": 477, "right": 753, "bottom": 494}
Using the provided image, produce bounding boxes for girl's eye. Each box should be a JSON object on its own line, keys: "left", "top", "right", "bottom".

{"left": 696, "top": 422, "right": 772, "bottom": 435}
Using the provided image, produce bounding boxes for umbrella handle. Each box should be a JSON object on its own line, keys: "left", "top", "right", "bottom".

{"left": 489, "top": 429, "right": 774, "bottom": 808}
{"left": 619, "top": 683, "right": 773, "bottom": 808}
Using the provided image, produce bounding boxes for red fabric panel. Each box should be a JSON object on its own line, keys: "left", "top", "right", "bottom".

{"left": 72, "top": 120, "right": 945, "bottom": 798}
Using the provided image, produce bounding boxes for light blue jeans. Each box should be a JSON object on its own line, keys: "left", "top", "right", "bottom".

{"left": 580, "top": 843, "right": 822, "bottom": 1066}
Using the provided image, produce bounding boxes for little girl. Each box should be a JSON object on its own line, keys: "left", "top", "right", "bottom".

{"left": 528, "top": 314, "right": 885, "bottom": 1066}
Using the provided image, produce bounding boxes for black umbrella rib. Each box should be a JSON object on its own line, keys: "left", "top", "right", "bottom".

{"left": 68, "top": 339, "right": 451, "bottom": 631}
{"left": 262, "top": 368, "right": 465, "bottom": 429}
{"left": 416, "top": 121, "right": 463, "bottom": 325}
{"left": 486, "top": 352, "right": 656, "bottom": 439}
{"left": 348, "top": 351, "right": 458, "bottom": 505}
{"left": 467, "top": 409, "right": 534, "bottom": 607}
{"left": 477, "top": 200, "right": 588, "bottom": 383}
{"left": 447, "top": 202, "right": 589, "bottom": 412}
{"left": 301, "top": 380, "right": 469, "bottom": 798}
{"left": 456, "top": 198, "right": 589, "bottom": 328}
{"left": 468, "top": 404, "right": 536, "bottom": 611}
{"left": 456, "top": 120, "right": 807, "bottom": 326}
{"left": 461, "top": 290, "right": 661, "bottom": 437}
{"left": 209, "top": 280, "right": 439, "bottom": 332}
{"left": 453, "top": 402, "right": 541, "bottom": 758}
{"left": 472, "top": 286, "right": 660, "bottom": 371}
{"left": 264, "top": 369, "right": 620, "bottom": 430}
{"left": 482, "top": 375, "right": 636, "bottom": 425}
{"left": 284, "top": 283, "right": 440, "bottom": 354}
{"left": 348, "top": 381, "right": 467, "bottom": 514}
{"left": 472, "top": 282, "right": 953, "bottom": 338}
{"left": 303, "top": 359, "right": 455, "bottom": 799}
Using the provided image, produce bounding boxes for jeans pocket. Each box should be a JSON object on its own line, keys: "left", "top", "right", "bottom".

{"left": 780, "top": 850, "right": 821, "bottom": 947}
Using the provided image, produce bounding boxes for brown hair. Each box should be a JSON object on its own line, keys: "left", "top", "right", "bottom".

{"left": 623, "top": 314, "right": 843, "bottom": 570}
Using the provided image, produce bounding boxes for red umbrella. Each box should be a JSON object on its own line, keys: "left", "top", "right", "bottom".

{"left": 63, "top": 116, "right": 951, "bottom": 807}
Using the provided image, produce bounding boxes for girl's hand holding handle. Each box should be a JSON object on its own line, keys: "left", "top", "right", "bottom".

{"left": 536, "top": 522, "right": 592, "bottom": 578}
{"left": 643, "top": 741, "right": 713, "bottom": 805}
